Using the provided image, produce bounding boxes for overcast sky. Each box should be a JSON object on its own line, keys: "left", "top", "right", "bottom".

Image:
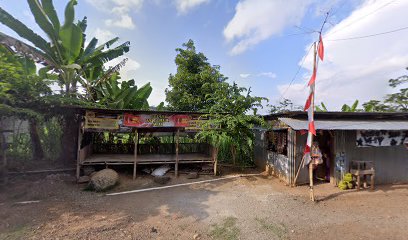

{"left": 1, "top": 0, "right": 408, "bottom": 113}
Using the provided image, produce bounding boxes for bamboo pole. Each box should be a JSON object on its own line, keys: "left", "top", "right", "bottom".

{"left": 309, "top": 43, "right": 317, "bottom": 202}
{"left": 309, "top": 163, "right": 315, "bottom": 201}
{"left": 133, "top": 129, "right": 138, "bottom": 180}
{"left": 293, "top": 155, "right": 305, "bottom": 186}
{"left": 175, "top": 129, "right": 179, "bottom": 177}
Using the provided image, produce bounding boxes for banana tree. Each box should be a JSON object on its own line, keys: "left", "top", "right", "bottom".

{"left": 341, "top": 100, "right": 360, "bottom": 112}
{"left": 94, "top": 74, "right": 152, "bottom": 110}
{"left": 0, "top": 0, "right": 129, "bottom": 95}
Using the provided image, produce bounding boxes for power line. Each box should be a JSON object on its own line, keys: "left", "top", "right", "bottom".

{"left": 327, "top": 25, "right": 408, "bottom": 41}
{"left": 278, "top": 43, "right": 314, "bottom": 102}
{"left": 326, "top": 0, "right": 397, "bottom": 37}
{"left": 278, "top": 11, "right": 331, "bottom": 103}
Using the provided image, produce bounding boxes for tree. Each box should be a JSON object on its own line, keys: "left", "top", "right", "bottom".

{"left": 94, "top": 73, "right": 152, "bottom": 109}
{"left": 0, "top": 45, "right": 52, "bottom": 160}
{"left": 0, "top": 0, "right": 134, "bottom": 164}
{"left": 362, "top": 68, "right": 408, "bottom": 112}
{"left": 315, "top": 102, "right": 328, "bottom": 112}
{"left": 384, "top": 70, "right": 408, "bottom": 111}
{"left": 341, "top": 100, "right": 360, "bottom": 112}
{"left": 269, "top": 98, "right": 301, "bottom": 113}
{"left": 165, "top": 39, "right": 227, "bottom": 111}
{"left": 197, "top": 82, "right": 266, "bottom": 165}
{"left": 0, "top": 1, "right": 130, "bottom": 95}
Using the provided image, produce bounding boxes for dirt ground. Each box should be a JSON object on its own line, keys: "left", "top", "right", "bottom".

{"left": 1, "top": 168, "right": 407, "bottom": 240}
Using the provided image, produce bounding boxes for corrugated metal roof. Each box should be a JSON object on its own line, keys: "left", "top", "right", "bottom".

{"left": 62, "top": 105, "right": 211, "bottom": 115}
{"left": 278, "top": 118, "right": 408, "bottom": 130}
{"left": 264, "top": 111, "right": 408, "bottom": 121}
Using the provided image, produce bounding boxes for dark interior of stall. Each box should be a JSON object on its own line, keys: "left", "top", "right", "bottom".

{"left": 266, "top": 130, "right": 288, "bottom": 156}
{"left": 314, "top": 130, "right": 334, "bottom": 182}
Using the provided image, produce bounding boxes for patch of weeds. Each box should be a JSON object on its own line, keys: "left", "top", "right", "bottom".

{"left": 209, "top": 216, "right": 240, "bottom": 240}
{"left": 255, "top": 217, "right": 287, "bottom": 239}
{"left": 0, "top": 225, "right": 30, "bottom": 240}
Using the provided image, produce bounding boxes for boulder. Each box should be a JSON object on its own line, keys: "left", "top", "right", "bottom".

{"left": 153, "top": 176, "right": 171, "bottom": 185}
{"left": 89, "top": 169, "right": 119, "bottom": 191}
{"left": 83, "top": 166, "right": 96, "bottom": 176}
{"left": 186, "top": 172, "right": 199, "bottom": 179}
{"left": 77, "top": 175, "right": 91, "bottom": 184}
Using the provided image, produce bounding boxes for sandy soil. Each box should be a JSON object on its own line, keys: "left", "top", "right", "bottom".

{"left": 1, "top": 169, "right": 407, "bottom": 240}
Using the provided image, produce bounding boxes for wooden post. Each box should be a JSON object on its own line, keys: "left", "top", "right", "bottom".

{"left": 175, "top": 129, "right": 180, "bottom": 177}
{"left": 293, "top": 130, "right": 297, "bottom": 186}
{"left": 231, "top": 146, "right": 236, "bottom": 166}
{"left": 172, "top": 132, "right": 175, "bottom": 154}
{"left": 76, "top": 121, "right": 83, "bottom": 181}
{"left": 309, "top": 163, "right": 315, "bottom": 201}
{"left": 133, "top": 129, "right": 138, "bottom": 180}
{"left": 214, "top": 147, "right": 218, "bottom": 176}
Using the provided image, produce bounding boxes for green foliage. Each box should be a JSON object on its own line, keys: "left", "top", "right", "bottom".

{"left": 165, "top": 40, "right": 266, "bottom": 165}
{"left": 315, "top": 102, "right": 328, "bottom": 112}
{"left": 361, "top": 69, "right": 408, "bottom": 112}
{"left": 165, "top": 39, "right": 227, "bottom": 111}
{"left": 0, "top": 45, "right": 51, "bottom": 119}
{"left": 6, "top": 133, "right": 33, "bottom": 161}
{"left": 197, "top": 82, "right": 266, "bottom": 165}
{"left": 93, "top": 74, "right": 152, "bottom": 109}
{"left": 341, "top": 100, "right": 360, "bottom": 112}
{"left": 39, "top": 117, "right": 63, "bottom": 161}
{"left": 0, "top": 0, "right": 130, "bottom": 95}
{"left": 269, "top": 98, "right": 301, "bottom": 113}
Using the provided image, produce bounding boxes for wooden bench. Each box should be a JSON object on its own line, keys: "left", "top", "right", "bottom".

{"left": 350, "top": 161, "right": 375, "bottom": 190}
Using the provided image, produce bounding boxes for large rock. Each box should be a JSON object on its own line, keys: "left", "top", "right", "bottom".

{"left": 89, "top": 169, "right": 119, "bottom": 191}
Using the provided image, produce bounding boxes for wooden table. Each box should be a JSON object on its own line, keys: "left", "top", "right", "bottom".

{"left": 350, "top": 161, "right": 375, "bottom": 190}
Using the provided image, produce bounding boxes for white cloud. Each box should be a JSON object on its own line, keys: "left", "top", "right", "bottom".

{"left": 105, "top": 15, "right": 136, "bottom": 29}
{"left": 94, "top": 28, "right": 115, "bottom": 43}
{"left": 174, "top": 0, "right": 210, "bottom": 14}
{"left": 239, "top": 72, "right": 277, "bottom": 79}
{"left": 258, "top": 72, "right": 277, "bottom": 79}
{"left": 240, "top": 73, "right": 250, "bottom": 78}
{"left": 86, "top": 0, "right": 142, "bottom": 29}
{"left": 278, "top": 0, "right": 408, "bottom": 110}
{"left": 224, "top": 0, "right": 312, "bottom": 55}
{"left": 105, "top": 57, "right": 141, "bottom": 81}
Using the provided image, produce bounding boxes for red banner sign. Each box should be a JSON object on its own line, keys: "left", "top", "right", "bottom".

{"left": 123, "top": 113, "right": 199, "bottom": 128}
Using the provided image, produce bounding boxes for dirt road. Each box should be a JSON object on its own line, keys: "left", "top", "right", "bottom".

{"left": 1, "top": 172, "right": 407, "bottom": 239}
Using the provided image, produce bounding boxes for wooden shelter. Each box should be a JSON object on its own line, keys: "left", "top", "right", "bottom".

{"left": 74, "top": 107, "right": 218, "bottom": 180}
{"left": 254, "top": 112, "right": 408, "bottom": 186}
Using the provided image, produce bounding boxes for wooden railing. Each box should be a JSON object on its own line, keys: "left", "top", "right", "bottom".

{"left": 92, "top": 143, "right": 210, "bottom": 155}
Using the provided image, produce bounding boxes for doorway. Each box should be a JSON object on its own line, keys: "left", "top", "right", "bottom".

{"left": 314, "top": 130, "right": 335, "bottom": 182}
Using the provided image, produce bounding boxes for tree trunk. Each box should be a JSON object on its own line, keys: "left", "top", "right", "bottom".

{"left": 0, "top": 127, "right": 7, "bottom": 184}
{"left": 231, "top": 145, "right": 236, "bottom": 166}
{"left": 59, "top": 114, "right": 79, "bottom": 166}
{"left": 29, "top": 119, "right": 44, "bottom": 160}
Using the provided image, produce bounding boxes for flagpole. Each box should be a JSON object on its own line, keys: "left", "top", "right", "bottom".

{"left": 309, "top": 42, "right": 317, "bottom": 202}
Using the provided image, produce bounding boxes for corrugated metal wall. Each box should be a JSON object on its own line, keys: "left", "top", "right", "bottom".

{"left": 341, "top": 130, "right": 408, "bottom": 184}
{"left": 253, "top": 128, "right": 267, "bottom": 170}
{"left": 294, "top": 131, "right": 309, "bottom": 184}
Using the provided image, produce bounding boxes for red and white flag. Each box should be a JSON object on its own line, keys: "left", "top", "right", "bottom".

{"left": 303, "top": 37, "right": 323, "bottom": 167}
